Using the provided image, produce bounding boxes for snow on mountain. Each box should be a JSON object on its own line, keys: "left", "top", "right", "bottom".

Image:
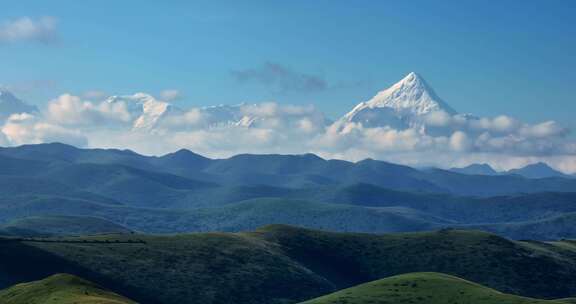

{"left": 104, "top": 94, "right": 271, "bottom": 131}
{"left": 103, "top": 73, "right": 452, "bottom": 134}
{"left": 337, "top": 72, "right": 456, "bottom": 130}
{"left": 200, "top": 104, "right": 330, "bottom": 130}
{"left": 105, "top": 93, "right": 183, "bottom": 130}
{"left": 200, "top": 104, "right": 249, "bottom": 128}
{"left": 0, "top": 90, "right": 39, "bottom": 121}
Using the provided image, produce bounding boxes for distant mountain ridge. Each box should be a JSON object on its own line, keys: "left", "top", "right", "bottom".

{"left": 0, "top": 143, "right": 574, "bottom": 239}
{"left": 508, "top": 162, "right": 570, "bottom": 179}
{"left": 450, "top": 163, "right": 499, "bottom": 176}
{"left": 450, "top": 162, "right": 572, "bottom": 179}
{"left": 1, "top": 143, "right": 575, "bottom": 195}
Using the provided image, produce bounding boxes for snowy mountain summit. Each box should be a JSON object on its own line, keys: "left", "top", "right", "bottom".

{"left": 106, "top": 93, "right": 180, "bottom": 130}
{"left": 338, "top": 72, "right": 456, "bottom": 130}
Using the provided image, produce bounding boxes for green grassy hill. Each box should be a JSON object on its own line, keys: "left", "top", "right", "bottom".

{"left": 300, "top": 272, "right": 575, "bottom": 304}
{"left": 0, "top": 273, "right": 135, "bottom": 304}
{"left": 1, "top": 226, "right": 576, "bottom": 303}
{"left": 0, "top": 230, "right": 333, "bottom": 304}
{"left": 252, "top": 225, "right": 576, "bottom": 299}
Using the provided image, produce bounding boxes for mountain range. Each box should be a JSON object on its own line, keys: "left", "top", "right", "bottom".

{"left": 104, "top": 72, "right": 455, "bottom": 132}
{"left": 0, "top": 143, "right": 574, "bottom": 239}
{"left": 1, "top": 73, "right": 571, "bottom": 178}
{"left": 450, "top": 162, "right": 573, "bottom": 179}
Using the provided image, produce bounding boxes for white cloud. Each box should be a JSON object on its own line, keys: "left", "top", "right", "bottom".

{"left": 1, "top": 113, "right": 86, "bottom": 146}
{"left": 160, "top": 89, "right": 182, "bottom": 102}
{"left": 157, "top": 108, "right": 204, "bottom": 130}
{"left": 424, "top": 110, "right": 452, "bottom": 127}
{"left": 82, "top": 90, "right": 109, "bottom": 101}
{"left": 0, "top": 129, "right": 8, "bottom": 145}
{"left": 449, "top": 131, "right": 471, "bottom": 152}
{"left": 0, "top": 16, "right": 58, "bottom": 45}
{"left": 2, "top": 91, "right": 575, "bottom": 174}
{"left": 520, "top": 121, "right": 568, "bottom": 138}
{"left": 47, "top": 94, "right": 132, "bottom": 126}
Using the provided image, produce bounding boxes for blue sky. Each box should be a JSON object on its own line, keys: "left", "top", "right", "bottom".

{"left": 1, "top": 0, "right": 575, "bottom": 128}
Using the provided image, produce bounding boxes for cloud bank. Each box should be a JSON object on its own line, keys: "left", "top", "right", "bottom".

{"left": 0, "top": 92, "right": 575, "bottom": 173}
{"left": 0, "top": 16, "right": 58, "bottom": 45}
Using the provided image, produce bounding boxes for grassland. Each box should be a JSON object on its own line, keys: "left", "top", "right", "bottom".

{"left": 0, "top": 273, "right": 135, "bottom": 304}
{"left": 1, "top": 226, "right": 576, "bottom": 303}
{"left": 300, "top": 272, "right": 576, "bottom": 304}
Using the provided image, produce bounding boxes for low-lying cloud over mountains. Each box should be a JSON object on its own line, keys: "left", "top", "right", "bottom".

{"left": 1, "top": 72, "right": 575, "bottom": 173}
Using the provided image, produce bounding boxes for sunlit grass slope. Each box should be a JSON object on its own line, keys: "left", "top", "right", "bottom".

{"left": 0, "top": 273, "right": 135, "bottom": 304}
{"left": 300, "top": 272, "right": 576, "bottom": 304}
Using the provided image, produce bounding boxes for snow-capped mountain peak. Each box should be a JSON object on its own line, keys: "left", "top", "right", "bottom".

{"left": 365, "top": 72, "right": 455, "bottom": 115}
{"left": 106, "top": 93, "right": 179, "bottom": 130}
{"left": 338, "top": 72, "right": 456, "bottom": 130}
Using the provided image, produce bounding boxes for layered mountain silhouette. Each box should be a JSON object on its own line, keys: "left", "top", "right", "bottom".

{"left": 451, "top": 162, "right": 572, "bottom": 179}
{"left": 0, "top": 143, "right": 575, "bottom": 239}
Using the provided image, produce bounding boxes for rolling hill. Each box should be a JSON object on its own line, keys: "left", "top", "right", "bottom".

{"left": 1, "top": 226, "right": 576, "bottom": 303}
{"left": 0, "top": 273, "right": 135, "bottom": 304}
{"left": 300, "top": 272, "right": 576, "bottom": 304}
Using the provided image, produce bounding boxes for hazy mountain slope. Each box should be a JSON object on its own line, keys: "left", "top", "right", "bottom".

{"left": 450, "top": 163, "right": 499, "bottom": 176}
{"left": 2, "top": 143, "right": 576, "bottom": 196}
{"left": 184, "top": 198, "right": 449, "bottom": 233}
{"left": 0, "top": 154, "right": 49, "bottom": 176}
{"left": 0, "top": 215, "right": 132, "bottom": 237}
{"left": 0, "top": 143, "right": 157, "bottom": 172}
{"left": 508, "top": 162, "right": 571, "bottom": 179}
{"left": 420, "top": 168, "right": 576, "bottom": 196}
{"left": 468, "top": 213, "right": 576, "bottom": 240}
{"left": 0, "top": 176, "right": 121, "bottom": 206}
{"left": 0, "top": 273, "right": 136, "bottom": 304}
{"left": 0, "top": 195, "right": 446, "bottom": 234}
{"left": 2, "top": 227, "right": 576, "bottom": 303}
{"left": 38, "top": 163, "right": 218, "bottom": 208}
{"left": 0, "top": 195, "right": 210, "bottom": 233}
{"left": 310, "top": 184, "right": 576, "bottom": 223}
{"left": 203, "top": 153, "right": 343, "bottom": 187}
{"left": 300, "top": 272, "right": 573, "bottom": 304}
{"left": 2, "top": 180, "right": 576, "bottom": 238}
